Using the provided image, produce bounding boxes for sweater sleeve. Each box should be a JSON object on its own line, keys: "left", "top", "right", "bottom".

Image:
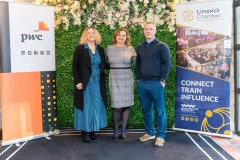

{"left": 160, "top": 44, "right": 171, "bottom": 81}
{"left": 136, "top": 45, "right": 141, "bottom": 80}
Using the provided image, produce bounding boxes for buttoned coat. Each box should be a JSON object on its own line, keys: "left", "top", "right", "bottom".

{"left": 72, "top": 44, "right": 107, "bottom": 111}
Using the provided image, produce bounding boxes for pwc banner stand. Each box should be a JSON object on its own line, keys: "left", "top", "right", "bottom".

{"left": 174, "top": 0, "right": 232, "bottom": 137}
{"left": 0, "top": 2, "right": 58, "bottom": 146}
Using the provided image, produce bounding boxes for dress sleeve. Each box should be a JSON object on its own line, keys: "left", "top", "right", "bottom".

{"left": 130, "top": 46, "right": 137, "bottom": 63}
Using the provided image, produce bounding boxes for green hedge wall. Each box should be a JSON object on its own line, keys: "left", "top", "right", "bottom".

{"left": 56, "top": 24, "right": 176, "bottom": 129}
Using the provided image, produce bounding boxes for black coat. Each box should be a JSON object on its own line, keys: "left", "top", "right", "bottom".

{"left": 72, "top": 44, "right": 107, "bottom": 111}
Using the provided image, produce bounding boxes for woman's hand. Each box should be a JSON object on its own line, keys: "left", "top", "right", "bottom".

{"left": 76, "top": 83, "right": 83, "bottom": 90}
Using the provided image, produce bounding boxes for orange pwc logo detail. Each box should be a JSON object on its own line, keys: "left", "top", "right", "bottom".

{"left": 34, "top": 21, "right": 49, "bottom": 32}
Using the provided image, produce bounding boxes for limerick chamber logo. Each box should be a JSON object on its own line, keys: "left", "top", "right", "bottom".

{"left": 180, "top": 104, "right": 198, "bottom": 112}
{"left": 34, "top": 21, "right": 49, "bottom": 32}
{"left": 183, "top": 10, "right": 194, "bottom": 22}
{"left": 201, "top": 108, "right": 231, "bottom": 135}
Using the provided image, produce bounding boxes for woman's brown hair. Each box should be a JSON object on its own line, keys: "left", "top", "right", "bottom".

{"left": 112, "top": 28, "right": 131, "bottom": 46}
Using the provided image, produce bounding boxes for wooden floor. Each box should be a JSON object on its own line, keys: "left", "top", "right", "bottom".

{"left": 211, "top": 133, "right": 240, "bottom": 160}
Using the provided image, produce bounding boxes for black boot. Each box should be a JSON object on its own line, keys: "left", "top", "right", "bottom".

{"left": 89, "top": 131, "right": 97, "bottom": 140}
{"left": 120, "top": 129, "right": 127, "bottom": 140}
{"left": 112, "top": 129, "right": 119, "bottom": 140}
{"left": 82, "top": 131, "right": 91, "bottom": 143}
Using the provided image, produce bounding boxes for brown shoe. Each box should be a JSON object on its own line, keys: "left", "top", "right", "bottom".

{"left": 155, "top": 138, "right": 165, "bottom": 147}
{"left": 139, "top": 134, "right": 155, "bottom": 142}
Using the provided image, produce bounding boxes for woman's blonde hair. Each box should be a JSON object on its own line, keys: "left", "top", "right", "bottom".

{"left": 112, "top": 28, "right": 131, "bottom": 46}
{"left": 79, "top": 26, "right": 102, "bottom": 45}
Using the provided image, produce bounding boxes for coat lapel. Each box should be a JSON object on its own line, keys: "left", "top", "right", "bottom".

{"left": 83, "top": 48, "right": 91, "bottom": 68}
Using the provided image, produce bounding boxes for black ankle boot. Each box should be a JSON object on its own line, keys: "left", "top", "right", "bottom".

{"left": 120, "top": 129, "right": 127, "bottom": 140}
{"left": 112, "top": 129, "right": 119, "bottom": 140}
{"left": 82, "top": 131, "right": 91, "bottom": 143}
{"left": 89, "top": 131, "right": 97, "bottom": 140}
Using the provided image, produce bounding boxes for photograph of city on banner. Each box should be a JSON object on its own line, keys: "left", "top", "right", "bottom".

{"left": 176, "top": 26, "right": 231, "bottom": 81}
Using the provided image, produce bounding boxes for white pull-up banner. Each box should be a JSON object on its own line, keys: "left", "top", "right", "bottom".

{"left": 0, "top": 2, "right": 58, "bottom": 146}
{"left": 174, "top": 0, "right": 232, "bottom": 137}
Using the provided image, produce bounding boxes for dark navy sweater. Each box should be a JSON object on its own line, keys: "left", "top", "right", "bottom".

{"left": 136, "top": 39, "right": 171, "bottom": 81}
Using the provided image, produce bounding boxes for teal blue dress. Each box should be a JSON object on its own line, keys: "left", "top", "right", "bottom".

{"left": 74, "top": 44, "right": 107, "bottom": 132}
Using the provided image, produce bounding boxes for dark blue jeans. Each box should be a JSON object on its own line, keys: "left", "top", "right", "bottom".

{"left": 137, "top": 80, "right": 167, "bottom": 139}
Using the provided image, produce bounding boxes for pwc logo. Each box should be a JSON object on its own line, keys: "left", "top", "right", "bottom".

{"left": 34, "top": 21, "right": 49, "bottom": 32}
{"left": 21, "top": 21, "right": 49, "bottom": 42}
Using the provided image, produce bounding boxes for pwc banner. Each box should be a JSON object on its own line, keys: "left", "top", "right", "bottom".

{"left": 174, "top": 0, "right": 232, "bottom": 137}
{"left": 0, "top": 2, "right": 58, "bottom": 146}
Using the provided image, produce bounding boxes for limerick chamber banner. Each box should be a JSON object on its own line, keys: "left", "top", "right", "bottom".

{"left": 0, "top": 2, "right": 58, "bottom": 146}
{"left": 174, "top": 0, "right": 232, "bottom": 137}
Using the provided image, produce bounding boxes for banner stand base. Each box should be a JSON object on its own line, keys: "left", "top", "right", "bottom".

{"left": 1, "top": 130, "right": 59, "bottom": 147}
{"left": 173, "top": 127, "right": 232, "bottom": 138}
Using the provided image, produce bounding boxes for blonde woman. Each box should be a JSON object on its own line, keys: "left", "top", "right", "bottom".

{"left": 106, "top": 28, "right": 136, "bottom": 140}
{"left": 72, "top": 27, "right": 107, "bottom": 143}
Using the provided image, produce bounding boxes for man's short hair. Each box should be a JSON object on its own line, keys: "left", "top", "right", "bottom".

{"left": 144, "top": 22, "right": 156, "bottom": 30}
